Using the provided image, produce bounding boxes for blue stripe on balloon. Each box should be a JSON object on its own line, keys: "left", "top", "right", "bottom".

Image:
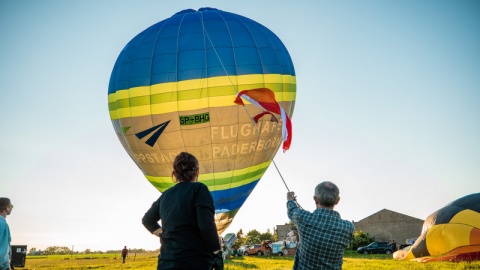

{"left": 211, "top": 179, "right": 260, "bottom": 211}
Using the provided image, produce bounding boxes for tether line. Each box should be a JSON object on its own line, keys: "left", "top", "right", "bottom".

{"left": 200, "top": 13, "right": 299, "bottom": 206}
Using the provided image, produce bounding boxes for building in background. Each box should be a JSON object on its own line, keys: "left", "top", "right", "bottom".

{"left": 276, "top": 224, "right": 298, "bottom": 243}
{"left": 353, "top": 209, "right": 424, "bottom": 245}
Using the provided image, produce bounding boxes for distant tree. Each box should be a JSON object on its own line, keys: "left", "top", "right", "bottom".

{"left": 285, "top": 220, "right": 297, "bottom": 231}
{"left": 44, "top": 246, "right": 54, "bottom": 255}
{"left": 45, "top": 246, "right": 71, "bottom": 255}
{"left": 245, "top": 229, "right": 261, "bottom": 245}
{"left": 28, "top": 247, "right": 37, "bottom": 255}
{"left": 232, "top": 228, "right": 246, "bottom": 249}
{"left": 236, "top": 228, "right": 244, "bottom": 239}
{"left": 84, "top": 249, "right": 91, "bottom": 254}
{"left": 260, "top": 229, "right": 273, "bottom": 241}
{"left": 348, "top": 230, "right": 375, "bottom": 250}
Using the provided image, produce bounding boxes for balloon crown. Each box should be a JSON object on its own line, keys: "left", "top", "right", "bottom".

{"left": 173, "top": 7, "right": 219, "bottom": 17}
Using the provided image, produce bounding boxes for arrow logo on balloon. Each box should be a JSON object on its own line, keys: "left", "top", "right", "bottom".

{"left": 135, "top": 120, "right": 171, "bottom": 147}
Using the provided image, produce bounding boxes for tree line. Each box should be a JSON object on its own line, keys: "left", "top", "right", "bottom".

{"left": 28, "top": 246, "right": 155, "bottom": 255}
{"left": 27, "top": 228, "right": 373, "bottom": 255}
{"left": 231, "top": 226, "right": 374, "bottom": 251}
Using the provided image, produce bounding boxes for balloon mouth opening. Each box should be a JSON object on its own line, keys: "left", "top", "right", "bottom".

{"left": 173, "top": 7, "right": 219, "bottom": 17}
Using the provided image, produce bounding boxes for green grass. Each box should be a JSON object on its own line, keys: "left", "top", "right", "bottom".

{"left": 19, "top": 251, "right": 480, "bottom": 269}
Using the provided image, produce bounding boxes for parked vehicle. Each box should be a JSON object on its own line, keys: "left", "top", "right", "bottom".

{"left": 406, "top": 237, "right": 418, "bottom": 245}
{"left": 270, "top": 241, "right": 297, "bottom": 256}
{"left": 223, "top": 233, "right": 237, "bottom": 249}
{"left": 282, "top": 241, "right": 297, "bottom": 256}
{"left": 357, "top": 242, "right": 393, "bottom": 254}
{"left": 261, "top": 240, "right": 273, "bottom": 256}
{"left": 222, "top": 233, "right": 237, "bottom": 259}
{"left": 236, "top": 245, "right": 251, "bottom": 257}
{"left": 243, "top": 244, "right": 264, "bottom": 256}
{"left": 271, "top": 241, "right": 285, "bottom": 256}
{"left": 399, "top": 237, "right": 418, "bottom": 250}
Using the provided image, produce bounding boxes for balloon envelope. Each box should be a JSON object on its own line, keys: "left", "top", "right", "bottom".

{"left": 108, "top": 8, "right": 296, "bottom": 233}
{"left": 394, "top": 193, "right": 480, "bottom": 262}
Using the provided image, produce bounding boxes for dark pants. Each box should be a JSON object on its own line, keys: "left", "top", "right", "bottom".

{"left": 209, "top": 252, "right": 224, "bottom": 270}
{"left": 157, "top": 256, "right": 211, "bottom": 270}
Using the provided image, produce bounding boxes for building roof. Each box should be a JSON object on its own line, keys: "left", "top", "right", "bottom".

{"left": 355, "top": 209, "right": 424, "bottom": 223}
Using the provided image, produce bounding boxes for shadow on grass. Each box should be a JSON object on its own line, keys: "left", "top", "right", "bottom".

{"left": 344, "top": 250, "right": 393, "bottom": 260}
{"left": 226, "top": 261, "right": 259, "bottom": 269}
{"left": 225, "top": 257, "right": 259, "bottom": 269}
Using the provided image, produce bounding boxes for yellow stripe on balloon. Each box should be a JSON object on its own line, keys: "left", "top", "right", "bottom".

{"left": 145, "top": 161, "right": 272, "bottom": 192}
{"left": 208, "top": 76, "right": 238, "bottom": 87}
{"left": 151, "top": 82, "right": 177, "bottom": 94}
{"left": 130, "top": 86, "right": 151, "bottom": 97}
{"left": 121, "top": 75, "right": 296, "bottom": 94}
{"left": 282, "top": 91, "right": 296, "bottom": 101}
{"left": 110, "top": 108, "right": 130, "bottom": 119}
{"left": 115, "top": 89, "right": 131, "bottom": 99}
{"left": 208, "top": 96, "right": 240, "bottom": 108}
{"left": 129, "top": 105, "right": 150, "bottom": 117}
{"left": 108, "top": 74, "right": 296, "bottom": 120}
{"left": 202, "top": 174, "right": 258, "bottom": 191}
{"left": 110, "top": 92, "right": 295, "bottom": 119}
{"left": 177, "top": 78, "right": 206, "bottom": 91}
{"left": 208, "top": 161, "right": 271, "bottom": 178}
{"left": 237, "top": 74, "right": 264, "bottom": 85}
{"left": 263, "top": 74, "right": 282, "bottom": 83}
{"left": 150, "top": 102, "right": 178, "bottom": 116}
{"left": 147, "top": 173, "right": 260, "bottom": 192}
{"left": 107, "top": 93, "right": 117, "bottom": 103}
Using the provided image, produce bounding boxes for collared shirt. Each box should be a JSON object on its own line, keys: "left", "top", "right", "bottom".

{"left": 0, "top": 216, "right": 11, "bottom": 270}
{"left": 287, "top": 200, "right": 354, "bottom": 270}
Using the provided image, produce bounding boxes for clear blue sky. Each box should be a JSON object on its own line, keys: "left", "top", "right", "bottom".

{"left": 1, "top": 0, "right": 479, "bottom": 251}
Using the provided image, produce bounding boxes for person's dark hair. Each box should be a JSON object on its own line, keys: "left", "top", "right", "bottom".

{"left": 0, "top": 197, "right": 11, "bottom": 211}
{"left": 315, "top": 181, "right": 339, "bottom": 207}
{"left": 172, "top": 152, "right": 199, "bottom": 183}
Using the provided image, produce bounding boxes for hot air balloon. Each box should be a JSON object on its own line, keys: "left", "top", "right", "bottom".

{"left": 108, "top": 8, "right": 295, "bottom": 234}
{"left": 393, "top": 193, "right": 480, "bottom": 262}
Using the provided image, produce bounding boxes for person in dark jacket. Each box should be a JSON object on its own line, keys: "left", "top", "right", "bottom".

{"left": 121, "top": 246, "right": 128, "bottom": 263}
{"left": 142, "top": 152, "right": 221, "bottom": 270}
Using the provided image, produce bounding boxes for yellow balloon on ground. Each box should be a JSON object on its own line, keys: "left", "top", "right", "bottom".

{"left": 394, "top": 193, "right": 480, "bottom": 262}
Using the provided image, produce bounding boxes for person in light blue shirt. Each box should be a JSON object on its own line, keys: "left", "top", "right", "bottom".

{"left": 0, "top": 198, "right": 13, "bottom": 270}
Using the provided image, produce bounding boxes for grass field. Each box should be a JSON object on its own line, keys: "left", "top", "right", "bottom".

{"left": 19, "top": 251, "right": 480, "bottom": 269}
